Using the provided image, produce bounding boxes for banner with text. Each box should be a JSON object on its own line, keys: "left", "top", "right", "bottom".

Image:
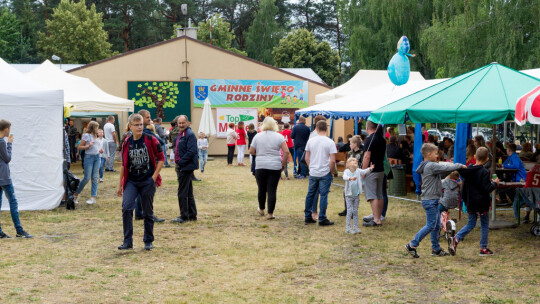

{"left": 216, "top": 108, "right": 258, "bottom": 138}
{"left": 194, "top": 79, "right": 308, "bottom": 109}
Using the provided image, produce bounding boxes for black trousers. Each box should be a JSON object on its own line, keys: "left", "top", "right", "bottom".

{"left": 176, "top": 166, "right": 197, "bottom": 220}
{"left": 122, "top": 178, "right": 155, "bottom": 245}
{"left": 69, "top": 137, "right": 77, "bottom": 162}
{"left": 255, "top": 169, "right": 281, "bottom": 214}
{"left": 227, "top": 145, "right": 235, "bottom": 164}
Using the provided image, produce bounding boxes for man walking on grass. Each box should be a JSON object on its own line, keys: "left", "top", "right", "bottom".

{"left": 303, "top": 120, "right": 337, "bottom": 226}
{"left": 117, "top": 114, "right": 164, "bottom": 251}
{"left": 361, "top": 121, "right": 387, "bottom": 227}
{"left": 103, "top": 115, "right": 118, "bottom": 171}
{"left": 171, "top": 115, "right": 199, "bottom": 224}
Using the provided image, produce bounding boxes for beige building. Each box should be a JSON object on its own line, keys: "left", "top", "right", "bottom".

{"left": 70, "top": 36, "right": 348, "bottom": 155}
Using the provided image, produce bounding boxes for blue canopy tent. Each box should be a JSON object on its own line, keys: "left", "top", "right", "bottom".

{"left": 295, "top": 80, "right": 446, "bottom": 136}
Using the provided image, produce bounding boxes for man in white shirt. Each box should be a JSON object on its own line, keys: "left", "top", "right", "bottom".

{"left": 303, "top": 120, "right": 337, "bottom": 226}
{"left": 103, "top": 115, "right": 118, "bottom": 172}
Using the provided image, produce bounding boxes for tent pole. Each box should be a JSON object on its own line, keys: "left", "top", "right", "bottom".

{"left": 329, "top": 117, "right": 334, "bottom": 139}
{"left": 354, "top": 117, "right": 358, "bottom": 135}
{"left": 503, "top": 121, "right": 507, "bottom": 144}
{"left": 491, "top": 124, "right": 497, "bottom": 222}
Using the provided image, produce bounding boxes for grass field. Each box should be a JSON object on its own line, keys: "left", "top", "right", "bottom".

{"left": 1, "top": 157, "right": 539, "bottom": 303}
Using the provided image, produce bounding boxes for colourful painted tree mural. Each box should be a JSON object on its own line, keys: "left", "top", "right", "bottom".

{"left": 133, "top": 81, "right": 180, "bottom": 119}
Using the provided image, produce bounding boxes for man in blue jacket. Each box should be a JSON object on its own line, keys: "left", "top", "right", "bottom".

{"left": 291, "top": 116, "right": 311, "bottom": 178}
{"left": 171, "top": 115, "right": 199, "bottom": 224}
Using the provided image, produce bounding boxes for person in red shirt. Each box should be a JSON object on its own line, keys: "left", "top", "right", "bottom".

{"left": 236, "top": 121, "right": 247, "bottom": 166}
{"left": 281, "top": 123, "right": 294, "bottom": 165}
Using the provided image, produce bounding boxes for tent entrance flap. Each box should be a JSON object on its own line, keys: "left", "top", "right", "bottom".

{"left": 69, "top": 112, "right": 121, "bottom": 142}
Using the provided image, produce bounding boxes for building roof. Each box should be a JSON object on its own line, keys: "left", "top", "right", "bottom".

{"left": 10, "top": 63, "right": 84, "bottom": 73}
{"left": 68, "top": 36, "right": 332, "bottom": 89}
{"left": 280, "top": 68, "right": 326, "bottom": 85}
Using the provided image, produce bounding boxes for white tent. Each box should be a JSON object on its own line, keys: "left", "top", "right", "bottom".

{"left": 27, "top": 60, "right": 134, "bottom": 112}
{"left": 0, "top": 58, "right": 64, "bottom": 210}
{"left": 297, "top": 79, "right": 446, "bottom": 120}
{"left": 522, "top": 68, "right": 540, "bottom": 79}
{"left": 315, "top": 69, "right": 425, "bottom": 104}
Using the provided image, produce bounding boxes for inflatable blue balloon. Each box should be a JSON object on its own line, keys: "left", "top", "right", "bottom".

{"left": 387, "top": 36, "right": 413, "bottom": 86}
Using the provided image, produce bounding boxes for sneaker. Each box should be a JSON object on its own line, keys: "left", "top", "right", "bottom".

{"left": 16, "top": 230, "right": 33, "bottom": 238}
{"left": 144, "top": 242, "right": 154, "bottom": 251}
{"left": 523, "top": 216, "right": 530, "bottom": 224}
{"left": 153, "top": 216, "right": 165, "bottom": 223}
{"left": 267, "top": 214, "right": 275, "bottom": 220}
{"left": 353, "top": 228, "right": 362, "bottom": 234}
{"left": 73, "top": 196, "right": 79, "bottom": 204}
{"left": 318, "top": 219, "right": 334, "bottom": 226}
{"left": 338, "top": 210, "right": 347, "bottom": 216}
{"left": 346, "top": 229, "right": 354, "bottom": 234}
{"left": 171, "top": 217, "right": 187, "bottom": 224}
{"left": 118, "top": 242, "right": 133, "bottom": 250}
{"left": 380, "top": 215, "right": 386, "bottom": 221}
{"left": 257, "top": 208, "right": 265, "bottom": 216}
{"left": 405, "top": 243, "right": 419, "bottom": 258}
{"left": 363, "top": 214, "right": 374, "bottom": 222}
{"left": 99, "top": 178, "right": 104, "bottom": 183}
{"left": 0, "top": 232, "right": 12, "bottom": 238}
{"left": 86, "top": 197, "right": 96, "bottom": 205}
{"left": 305, "top": 218, "right": 317, "bottom": 225}
{"left": 450, "top": 236, "right": 458, "bottom": 256}
{"left": 479, "top": 248, "right": 494, "bottom": 256}
{"left": 431, "top": 249, "right": 450, "bottom": 256}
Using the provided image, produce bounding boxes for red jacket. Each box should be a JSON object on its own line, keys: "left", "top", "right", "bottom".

{"left": 236, "top": 127, "right": 246, "bottom": 145}
{"left": 121, "top": 133, "right": 165, "bottom": 188}
{"left": 281, "top": 129, "right": 293, "bottom": 148}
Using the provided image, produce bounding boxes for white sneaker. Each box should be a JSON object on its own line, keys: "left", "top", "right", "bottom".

{"left": 363, "top": 214, "right": 374, "bottom": 222}
{"left": 99, "top": 178, "right": 104, "bottom": 183}
{"left": 86, "top": 197, "right": 96, "bottom": 205}
{"left": 73, "top": 196, "right": 79, "bottom": 204}
{"left": 381, "top": 215, "right": 386, "bottom": 221}
{"left": 353, "top": 228, "right": 362, "bottom": 234}
{"left": 346, "top": 229, "right": 354, "bottom": 234}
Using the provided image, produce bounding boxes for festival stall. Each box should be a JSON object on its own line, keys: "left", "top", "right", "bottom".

{"left": 0, "top": 58, "right": 64, "bottom": 210}
{"left": 314, "top": 69, "right": 425, "bottom": 104}
{"left": 296, "top": 79, "right": 445, "bottom": 134}
{"left": 370, "top": 62, "right": 540, "bottom": 227}
{"left": 26, "top": 60, "right": 134, "bottom": 128}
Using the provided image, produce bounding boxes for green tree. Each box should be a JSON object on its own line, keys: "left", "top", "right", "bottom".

{"left": 421, "top": 0, "right": 540, "bottom": 77}
{"left": 133, "top": 81, "right": 180, "bottom": 120}
{"left": 0, "top": 8, "right": 22, "bottom": 61}
{"left": 190, "top": 13, "right": 247, "bottom": 56}
{"left": 343, "top": 0, "right": 434, "bottom": 77}
{"left": 273, "top": 28, "right": 339, "bottom": 86}
{"left": 245, "top": 0, "right": 281, "bottom": 65}
{"left": 38, "top": 0, "right": 114, "bottom": 63}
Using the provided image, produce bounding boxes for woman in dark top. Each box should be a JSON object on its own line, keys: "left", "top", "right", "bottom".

{"left": 399, "top": 140, "right": 412, "bottom": 174}
{"left": 386, "top": 136, "right": 403, "bottom": 161}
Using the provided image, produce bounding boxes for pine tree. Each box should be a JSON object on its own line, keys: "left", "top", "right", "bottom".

{"left": 245, "top": 0, "right": 281, "bottom": 65}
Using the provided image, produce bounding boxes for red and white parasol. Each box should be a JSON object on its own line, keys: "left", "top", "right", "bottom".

{"left": 515, "top": 85, "right": 540, "bottom": 126}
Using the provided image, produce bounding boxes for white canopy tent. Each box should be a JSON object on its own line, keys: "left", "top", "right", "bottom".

{"left": 314, "top": 69, "right": 425, "bottom": 104}
{"left": 522, "top": 68, "right": 540, "bottom": 79}
{"left": 26, "top": 60, "right": 134, "bottom": 128}
{"left": 297, "top": 79, "right": 446, "bottom": 120}
{"left": 0, "top": 58, "right": 64, "bottom": 210}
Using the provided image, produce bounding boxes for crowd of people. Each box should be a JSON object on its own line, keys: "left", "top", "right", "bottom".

{"left": 1, "top": 112, "right": 536, "bottom": 255}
